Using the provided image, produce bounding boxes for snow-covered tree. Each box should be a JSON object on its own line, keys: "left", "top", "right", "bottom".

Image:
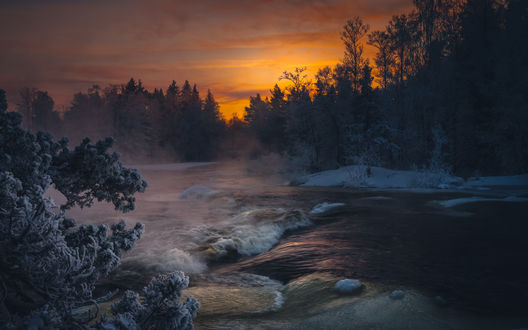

{"left": 0, "top": 90, "right": 199, "bottom": 329}
{"left": 98, "top": 272, "right": 199, "bottom": 330}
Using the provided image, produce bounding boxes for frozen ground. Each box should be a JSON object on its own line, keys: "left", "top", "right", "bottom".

{"left": 299, "top": 166, "right": 528, "bottom": 209}
{"left": 299, "top": 165, "right": 528, "bottom": 191}
{"left": 299, "top": 165, "right": 464, "bottom": 189}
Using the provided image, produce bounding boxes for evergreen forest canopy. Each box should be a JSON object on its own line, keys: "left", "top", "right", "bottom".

{"left": 14, "top": 79, "right": 226, "bottom": 162}
{"left": 6, "top": 0, "right": 528, "bottom": 176}
{"left": 244, "top": 0, "right": 528, "bottom": 176}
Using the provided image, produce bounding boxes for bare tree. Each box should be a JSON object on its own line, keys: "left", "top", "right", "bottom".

{"left": 341, "top": 17, "right": 370, "bottom": 93}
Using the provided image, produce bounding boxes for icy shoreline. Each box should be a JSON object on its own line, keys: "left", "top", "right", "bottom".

{"left": 298, "top": 165, "right": 528, "bottom": 190}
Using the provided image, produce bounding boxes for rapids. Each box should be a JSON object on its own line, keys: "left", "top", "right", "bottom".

{"left": 65, "top": 161, "right": 528, "bottom": 329}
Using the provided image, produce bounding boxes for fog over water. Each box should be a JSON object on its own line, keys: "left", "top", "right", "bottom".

{"left": 65, "top": 161, "right": 296, "bottom": 274}
{"left": 62, "top": 161, "right": 528, "bottom": 329}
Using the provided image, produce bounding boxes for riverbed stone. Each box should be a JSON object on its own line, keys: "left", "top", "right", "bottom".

{"left": 335, "top": 279, "right": 362, "bottom": 294}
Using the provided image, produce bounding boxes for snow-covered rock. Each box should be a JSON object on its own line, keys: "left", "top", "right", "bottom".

{"left": 299, "top": 165, "right": 528, "bottom": 191}
{"left": 310, "top": 202, "right": 345, "bottom": 215}
{"left": 335, "top": 279, "right": 362, "bottom": 294}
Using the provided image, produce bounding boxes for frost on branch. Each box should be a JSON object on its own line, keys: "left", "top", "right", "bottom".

{"left": 0, "top": 90, "right": 198, "bottom": 329}
{"left": 97, "top": 272, "right": 200, "bottom": 330}
{"left": 51, "top": 137, "right": 147, "bottom": 212}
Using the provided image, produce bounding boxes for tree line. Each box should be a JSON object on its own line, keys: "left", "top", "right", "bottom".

{"left": 8, "top": 0, "right": 528, "bottom": 175}
{"left": 244, "top": 0, "right": 528, "bottom": 176}
{"left": 13, "top": 79, "right": 225, "bottom": 162}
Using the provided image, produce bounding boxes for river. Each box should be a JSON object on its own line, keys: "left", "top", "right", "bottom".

{"left": 67, "top": 161, "right": 528, "bottom": 329}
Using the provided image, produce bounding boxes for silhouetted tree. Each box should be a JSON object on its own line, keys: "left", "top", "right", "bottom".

{"left": 367, "top": 31, "right": 395, "bottom": 89}
{"left": 341, "top": 17, "right": 370, "bottom": 94}
{"left": 243, "top": 0, "right": 528, "bottom": 175}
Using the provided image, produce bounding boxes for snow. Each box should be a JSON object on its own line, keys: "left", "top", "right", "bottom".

{"left": 310, "top": 202, "right": 345, "bottom": 215}
{"left": 437, "top": 196, "right": 528, "bottom": 208}
{"left": 335, "top": 279, "right": 362, "bottom": 294}
{"left": 300, "top": 165, "right": 463, "bottom": 189}
{"left": 299, "top": 165, "right": 528, "bottom": 191}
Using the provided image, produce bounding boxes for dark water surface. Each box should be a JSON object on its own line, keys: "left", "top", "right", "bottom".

{"left": 218, "top": 188, "right": 528, "bottom": 315}
{"left": 72, "top": 162, "right": 528, "bottom": 328}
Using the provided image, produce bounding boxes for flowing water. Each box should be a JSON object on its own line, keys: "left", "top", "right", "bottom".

{"left": 66, "top": 161, "right": 528, "bottom": 329}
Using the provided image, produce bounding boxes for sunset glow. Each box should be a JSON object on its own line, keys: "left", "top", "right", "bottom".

{"left": 0, "top": 0, "right": 412, "bottom": 118}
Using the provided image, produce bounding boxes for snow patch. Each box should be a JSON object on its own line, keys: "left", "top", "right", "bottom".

{"left": 300, "top": 165, "right": 528, "bottom": 190}
{"left": 300, "top": 165, "right": 463, "bottom": 189}
{"left": 310, "top": 202, "right": 345, "bottom": 215}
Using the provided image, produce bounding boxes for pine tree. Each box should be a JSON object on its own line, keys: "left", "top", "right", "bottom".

{"left": 0, "top": 89, "right": 200, "bottom": 329}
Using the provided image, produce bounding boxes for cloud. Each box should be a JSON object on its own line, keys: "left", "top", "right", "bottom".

{"left": 0, "top": 0, "right": 412, "bottom": 114}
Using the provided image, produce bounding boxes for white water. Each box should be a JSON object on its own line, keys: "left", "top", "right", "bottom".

{"left": 65, "top": 161, "right": 304, "bottom": 275}
{"left": 310, "top": 202, "right": 345, "bottom": 215}
{"left": 62, "top": 161, "right": 528, "bottom": 329}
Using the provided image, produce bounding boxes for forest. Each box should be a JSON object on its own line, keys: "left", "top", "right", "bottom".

{"left": 14, "top": 79, "right": 226, "bottom": 162}
{"left": 244, "top": 0, "right": 528, "bottom": 177}
{"left": 8, "top": 0, "right": 528, "bottom": 177}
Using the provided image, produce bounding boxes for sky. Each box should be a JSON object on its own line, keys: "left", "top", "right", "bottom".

{"left": 0, "top": 0, "right": 412, "bottom": 118}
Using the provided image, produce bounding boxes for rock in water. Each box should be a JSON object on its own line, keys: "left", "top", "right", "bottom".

{"left": 180, "top": 184, "right": 220, "bottom": 200}
{"left": 335, "top": 279, "right": 362, "bottom": 294}
{"left": 390, "top": 290, "right": 405, "bottom": 300}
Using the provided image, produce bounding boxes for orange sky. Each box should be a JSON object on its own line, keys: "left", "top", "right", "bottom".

{"left": 0, "top": 0, "right": 412, "bottom": 119}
